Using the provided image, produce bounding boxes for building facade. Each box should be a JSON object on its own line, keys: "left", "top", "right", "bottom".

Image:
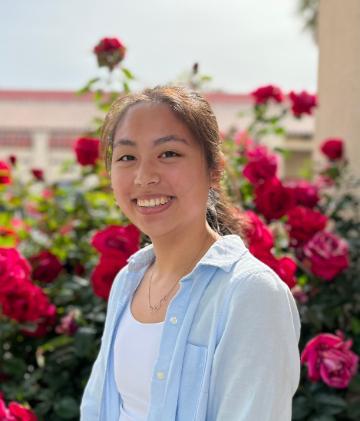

{"left": 0, "top": 90, "right": 314, "bottom": 182}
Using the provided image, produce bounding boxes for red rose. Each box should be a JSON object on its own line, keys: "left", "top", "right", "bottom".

{"left": 289, "top": 91, "right": 317, "bottom": 117}
{"left": 91, "top": 256, "right": 127, "bottom": 300}
{"left": 29, "top": 251, "right": 62, "bottom": 283}
{"left": 244, "top": 210, "right": 274, "bottom": 251}
{"left": 243, "top": 146, "right": 278, "bottom": 185}
{"left": 8, "top": 402, "right": 37, "bottom": 421}
{"left": 0, "top": 161, "right": 11, "bottom": 185}
{"left": 0, "top": 248, "right": 31, "bottom": 296}
{"left": 1, "top": 282, "right": 53, "bottom": 323}
{"left": 301, "top": 331, "right": 359, "bottom": 389}
{"left": 0, "top": 395, "right": 12, "bottom": 420}
{"left": 20, "top": 303, "right": 57, "bottom": 338}
{"left": 276, "top": 256, "right": 297, "bottom": 289}
{"left": 255, "top": 177, "right": 295, "bottom": 221}
{"left": 303, "top": 231, "right": 349, "bottom": 280}
{"left": 286, "top": 206, "right": 328, "bottom": 245}
{"left": 92, "top": 224, "right": 140, "bottom": 259}
{"left": 73, "top": 137, "right": 100, "bottom": 166}
{"left": 251, "top": 85, "right": 284, "bottom": 104}
{"left": 31, "top": 169, "right": 44, "bottom": 181}
{"left": 284, "top": 180, "right": 320, "bottom": 208}
{"left": 251, "top": 247, "right": 297, "bottom": 288}
{"left": 320, "top": 138, "right": 344, "bottom": 160}
{"left": 93, "top": 37, "right": 126, "bottom": 70}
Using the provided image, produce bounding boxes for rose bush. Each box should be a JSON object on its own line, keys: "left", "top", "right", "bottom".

{"left": 0, "top": 42, "right": 358, "bottom": 421}
{"left": 221, "top": 84, "right": 358, "bottom": 420}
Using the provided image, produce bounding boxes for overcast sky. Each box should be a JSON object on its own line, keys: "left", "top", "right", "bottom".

{"left": 1, "top": 0, "right": 318, "bottom": 93}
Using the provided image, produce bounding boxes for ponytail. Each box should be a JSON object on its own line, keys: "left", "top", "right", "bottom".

{"left": 206, "top": 187, "right": 248, "bottom": 239}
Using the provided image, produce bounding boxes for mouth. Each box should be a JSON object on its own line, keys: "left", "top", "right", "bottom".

{"left": 132, "top": 196, "right": 176, "bottom": 208}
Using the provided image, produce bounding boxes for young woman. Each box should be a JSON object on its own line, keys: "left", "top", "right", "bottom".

{"left": 80, "top": 86, "right": 301, "bottom": 421}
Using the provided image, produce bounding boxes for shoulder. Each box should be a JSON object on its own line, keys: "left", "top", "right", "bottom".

{"left": 216, "top": 244, "right": 289, "bottom": 299}
{"left": 215, "top": 247, "right": 298, "bottom": 320}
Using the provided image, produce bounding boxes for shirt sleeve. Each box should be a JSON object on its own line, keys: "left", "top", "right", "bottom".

{"left": 207, "top": 270, "right": 301, "bottom": 421}
{"left": 80, "top": 266, "right": 127, "bottom": 420}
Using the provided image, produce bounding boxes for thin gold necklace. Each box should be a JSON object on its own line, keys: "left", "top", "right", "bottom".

{"left": 148, "top": 238, "right": 212, "bottom": 312}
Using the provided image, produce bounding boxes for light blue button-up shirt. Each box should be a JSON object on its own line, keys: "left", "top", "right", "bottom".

{"left": 80, "top": 234, "right": 301, "bottom": 421}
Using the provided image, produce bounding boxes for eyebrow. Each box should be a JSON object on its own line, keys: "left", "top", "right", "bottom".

{"left": 113, "top": 135, "right": 189, "bottom": 148}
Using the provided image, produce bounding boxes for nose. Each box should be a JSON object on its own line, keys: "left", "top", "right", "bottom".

{"left": 134, "top": 161, "right": 160, "bottom": 186}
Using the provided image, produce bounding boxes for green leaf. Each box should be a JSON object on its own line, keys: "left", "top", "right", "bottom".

{"left": 123, "top": 81, "right": 130, "bottom": 93}
{"left": 200, "top": 74, "right": 212, "bottom": 82}
{"left": 346, "top": 398, "right": 360, "bottom": 419}
{"left": 348, "top": 373, "right": 360, "bottom": 393}
{"left": 309, "top": 416, "right": 336, "bottom": 421}
{"left": 274, "top": 126, "right": 286, "bottom": 135}
{"left": 34, "top": 401, "right": 52, "bottom": 417}
{"left": 314, "top": 393, "right": 347, "bottom": 415}
{"left": 0, "top": 213, "right": 11, "bottom": 226}
{"left": 298, "top": 274, "right": 309, "bottom": 286}
{"left": 292, "top": 396, "right": 312, "bottom": 419}
{"left": 54, "top": 396, "right": 79, "bottom": 419}
{"left": 274, "top": 146, "right": 292, "bottom": 159}
{"left": 350, "top": 317, "right": 360, "bottom": 335}
{"left": 76, "top": 78, "right": 100, "bottom": 95}
{"left": 37, "top": 335, "right": 74, "bottom": 354}
{"left": 2, "top": 357, "right": 27, "bottom": 378}
{"left": 121, "top": 67, "right": 135, "bottom": 80}
{"left": 0, "top": 235, "right": 17, "bottom": 247}
{"left": 74, "top": 327, "right": 97, "bottom": 357}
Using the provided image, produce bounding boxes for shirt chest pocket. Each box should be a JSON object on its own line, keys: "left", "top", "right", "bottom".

{"left": 176, "top": 342, "right": 208, "bottom": 421}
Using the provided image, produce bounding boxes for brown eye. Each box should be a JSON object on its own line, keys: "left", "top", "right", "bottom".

{"left": 160, "top": 151, "right": 179, "bottom": 158}
{"left": 117, "top": 155, "right": 135, "bottom": 161}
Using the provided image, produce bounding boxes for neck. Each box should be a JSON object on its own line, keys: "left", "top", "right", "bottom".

{"left": 149, "top": 223, "right": 221, "bottom": 287}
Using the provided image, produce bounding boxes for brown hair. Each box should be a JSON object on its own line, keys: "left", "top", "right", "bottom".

{"left": 101, "top": 85, "right": 247, "bottom": 237}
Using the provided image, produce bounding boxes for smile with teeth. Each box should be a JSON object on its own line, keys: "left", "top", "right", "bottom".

{"left": 136, "top": 196, "right": 174, "bottom": 207}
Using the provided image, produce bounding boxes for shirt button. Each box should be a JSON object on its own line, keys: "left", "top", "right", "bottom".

{"left": 170, "top": 316, "right": 178, "bottom": 325}
{"left": 156, "top": 371, "right": 165, "bottom": 380}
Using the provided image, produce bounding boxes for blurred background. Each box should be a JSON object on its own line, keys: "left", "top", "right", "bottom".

{"left": 0, "top": 0, "right": 321, "bottom": 181}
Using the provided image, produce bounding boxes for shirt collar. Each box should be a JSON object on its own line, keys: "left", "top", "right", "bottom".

{"left": 126, "top": 234, "right": 247, "bottom": 274}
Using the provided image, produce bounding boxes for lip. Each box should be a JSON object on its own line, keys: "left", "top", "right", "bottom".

{"left": 133, "top": 197, "right": 175, "bottom": 215}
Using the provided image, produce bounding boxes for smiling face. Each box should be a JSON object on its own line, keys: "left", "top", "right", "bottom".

{"left": 110, "top": 102, "right": 213, "bottom": 240}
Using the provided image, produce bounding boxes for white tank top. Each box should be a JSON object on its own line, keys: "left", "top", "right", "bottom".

{"left": 114, "top": 300, "right": 164, "bottom": 421}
